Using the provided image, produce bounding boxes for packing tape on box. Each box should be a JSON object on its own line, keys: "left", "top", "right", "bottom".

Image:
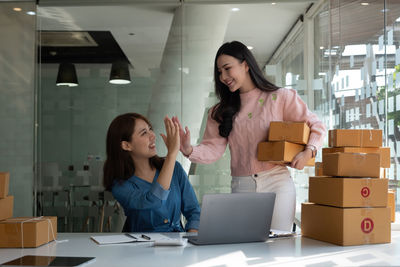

{"left": 6, "top": 216, "right": 68, "bottom": 248}
{"left": 360, "top": 179, "right": 372, "bottom": 207}
{"left": 360, "top": 207, "right": 373, "bottom": 216}
{"left": 357, "top": 153, "right": 368, "bottom": 163}
{"left": 363, "top": 233, "right": 374, "bottom": 244}
{"left": 360, "top": 129, "right": 374, "bottom": 146}
{"left": 360, "top": 208, "right": 374, "bottom": 244}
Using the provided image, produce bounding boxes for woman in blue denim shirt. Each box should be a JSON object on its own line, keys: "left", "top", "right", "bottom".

{"left": 103, "top": 113, "right": 200, "bottom": 232}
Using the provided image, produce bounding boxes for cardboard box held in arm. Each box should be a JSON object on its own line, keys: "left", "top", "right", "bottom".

{"left": 322, "top": 152, "right": 380, "bottom": 177}
{"left": 257, "top": 141, "right": 315, "bottom": 166}
{"left": 328, "top": 129, "right": 382, "bottom": 148}
{"left": 268, "top": 121, "right": 310, "bottom": 145}
{"left": 301, "top": 203, "right": 391, "bottom": 246}
{"left": 308, "top": 177, "right": 388, "bottom": 208}
{"left": 388, "top": 189, "right": 396, "bottom": 223}
{"left": 0, "top": 216, "right": 57, "bottom": 248}
{"left": 0, "top": 172, "right": 10, "bottom": 198}
{"left": 322, "top": 147, "right": 390, "bottom": 168}
{"left": 0, "top": 195, "right": 13, "bottom": 221}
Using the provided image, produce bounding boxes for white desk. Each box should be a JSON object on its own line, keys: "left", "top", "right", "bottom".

{"left": 0, "top": 232, "right": 399, "bottom": 267}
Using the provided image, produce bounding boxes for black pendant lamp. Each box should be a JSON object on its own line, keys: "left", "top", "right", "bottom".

{"left": 56, "top": 63, "right": 78, "bottom": 87}
{"left": 109, "top": 61, "right": 131, "bottom": 84}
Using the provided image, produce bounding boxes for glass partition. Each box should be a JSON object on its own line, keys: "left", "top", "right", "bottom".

{"left": 0, "top": 1, "right": 36, "bottom": 217}
{"left": 312, "top": 0, "right": 399, "bottom": 219}
{"left": 386, "top": 0, "right": 400, "bottom": 208}
{"left": 271, "top": 0, "right": 399, "bottom": 222}
{"left": 36, "top": 3, "right": 181, "bottom": 232}
{"left": 33, "top": 0, "right": 399, "bottom": 232}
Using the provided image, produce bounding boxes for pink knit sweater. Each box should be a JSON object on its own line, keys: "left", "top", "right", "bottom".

{"left": 188, "top": 88, "right": 326, "bottom": 176}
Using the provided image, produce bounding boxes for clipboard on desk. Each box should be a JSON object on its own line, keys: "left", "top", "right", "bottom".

{"left": 90, "top": 233, "right": 172, "bottom": 245}
{"left": 90, "top": 234, "right": 152, "bottom": 245}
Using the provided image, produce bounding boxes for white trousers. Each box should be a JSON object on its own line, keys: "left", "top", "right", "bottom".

{"left": 231, "top": 166, "right": 296, "bottom": 231}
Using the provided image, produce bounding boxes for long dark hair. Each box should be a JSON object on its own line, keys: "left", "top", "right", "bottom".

{"left": 211, "top": 41, "right": 279, "bottom": 137}
{"left": 103, "top": 113, "right": 164, "bottom": 191}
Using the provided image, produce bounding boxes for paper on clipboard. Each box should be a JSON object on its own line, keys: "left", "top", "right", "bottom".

{"left": 90, "top": 234, "right": 136, "bottom": 245}
{"left": 90, "top": 233, "right": 175, "bottom": 245}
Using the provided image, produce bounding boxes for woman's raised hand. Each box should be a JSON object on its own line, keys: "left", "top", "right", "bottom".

{"left": 172, "top": 116, "right": 193, "bottom": 157}
{"left": 160, "top": 116, "right": 180, "bottom": 157}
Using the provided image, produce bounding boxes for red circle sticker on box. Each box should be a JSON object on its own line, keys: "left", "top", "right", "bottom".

{"left": 361, "top": 218, "right": 374, "bottom": 233}
{"left": 361, "top": 187, "right": 370, "bottom": 198}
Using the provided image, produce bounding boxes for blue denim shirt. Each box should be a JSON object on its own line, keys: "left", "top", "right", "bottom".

{"left": 112, "top": 161, "right": 200, "bottom": 232}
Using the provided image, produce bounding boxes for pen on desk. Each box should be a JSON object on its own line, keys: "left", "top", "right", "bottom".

{"left": 125, "top": 233, "right": 136, "bottom": 240}
{"left": 141, "top": 234, "right": 151, "bottom": 240}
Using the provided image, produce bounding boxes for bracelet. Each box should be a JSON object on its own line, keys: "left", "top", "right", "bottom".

{"left": 306, "top": 145, "right": 317, "bottom": 158}
{"left": 182, "top": 150, "right": 191, "bottom": 158}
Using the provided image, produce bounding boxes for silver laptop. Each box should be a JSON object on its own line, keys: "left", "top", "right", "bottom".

{"left": 187, "top": 192, "right": 275, "bottom": 245}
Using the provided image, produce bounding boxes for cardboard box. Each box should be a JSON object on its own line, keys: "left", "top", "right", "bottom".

{"left": 0, "top": 172, "right": 10, "bottom": 198}
{"left": 329, "top": 129, "right": 382, "bottom": 147}
{"left": 0, "top": 216, "right": 57, "bottom": 248}
{"left": 309, "top": 176, "right": 388, "bottom": 207}
{"left": 301, "top": 203, "right": 391, "bottom": 246}
{"left": 257, "top": 141, "right": 315, "bottom": 166}
{"left": 388, "top": 189, "right": 396, "bottom": 223}
{"left": 0, "top": 195, "right": 13, "bottom": 221}
{"left": 268, "top": 121, "right": 310, "bottom": 145}
{"left": 322, "top": 147, "right": 390, "bottom": 168}
{"left": 315, "top": 162, "right": 323, "bottom": 176}
{"left": 323, "top": 153, "right": 380, "bottom": 177}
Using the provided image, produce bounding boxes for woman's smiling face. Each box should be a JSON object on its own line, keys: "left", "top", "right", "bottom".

{"left": 123, "top": 118, "right": 157, "bottom": 159}
{"left": 217, "top": 54, "right": 248, "bottom": 93}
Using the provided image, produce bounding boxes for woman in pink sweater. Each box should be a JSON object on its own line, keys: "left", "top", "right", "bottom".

{"left": 173, "top": 41, "right": 326, "bottom": 231}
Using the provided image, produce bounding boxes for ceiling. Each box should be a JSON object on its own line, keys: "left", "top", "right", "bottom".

{"left": 40, "top": 31, "right": 131, "bottom": 64}
{"left": 38, "top": 4, "right": 175, "bottom": 77}
{"left": 37, "top": 1, "right": 315, "bottom": 77}
{"left": 328, "top": 0, "right": 400, "bottom": 47}
{"left": 316, "top": 0, "right": 400, "bottom": 71}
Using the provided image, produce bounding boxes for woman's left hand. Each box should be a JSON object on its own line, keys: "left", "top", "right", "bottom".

{"left": 187, "top": 229, "right": 198, "bottom": 233}
{"left": 290, "top": 148, "right": 312, "bottom": 170}
{"left": 160, "top": 116, "right": 180, "bottom": 157}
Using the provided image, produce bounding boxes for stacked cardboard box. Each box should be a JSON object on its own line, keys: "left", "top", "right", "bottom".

{"left": 0, "top": 172, "right": 13, "bottom": 221}
{"left": 314, "top": 162, "right": 323, "bottom": 176}
{"left": 0, "top": 172, "right": 57, "bottom": 248}
{"left": 302, "top": 129, "right": 391, "bottom": 246}
{"left": 257, "top": 121, "right": 315, "bottom": 166}
{"left": 388, "top": 189, "right": 396, "bottom": 223}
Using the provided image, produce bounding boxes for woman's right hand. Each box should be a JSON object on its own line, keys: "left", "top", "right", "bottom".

{"left": 172, "top": 116, "right": 193, "bottom": 157}
{"left": 160, "top": 116, "right": 180, "bottom": 157}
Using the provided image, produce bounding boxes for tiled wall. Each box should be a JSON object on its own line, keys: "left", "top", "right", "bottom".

{"left": 39, "top": 64, "right": 155, "bottom": 180}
